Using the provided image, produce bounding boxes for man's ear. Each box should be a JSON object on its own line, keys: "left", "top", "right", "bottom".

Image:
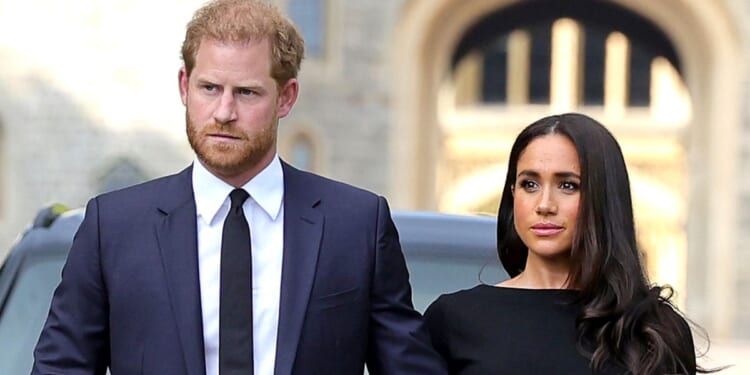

{"left": 277, "top": 78, "right": 299, "bottom": 118}
{"left": 178, "top": 67, "right": 189, "bottom": 106}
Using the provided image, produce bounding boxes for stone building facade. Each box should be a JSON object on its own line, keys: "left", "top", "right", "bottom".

{"left": 1, "top": 0, "right": 749, "bottom": 342}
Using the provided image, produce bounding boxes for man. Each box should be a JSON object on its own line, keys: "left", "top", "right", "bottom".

{"left": 31, "top": 0, "right": 447, "bottom": 374}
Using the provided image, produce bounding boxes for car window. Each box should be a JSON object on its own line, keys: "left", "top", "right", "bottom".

{"left": 405, "top": 255, "right": 506, "bottom": 312}
{"left": 393, "top": 212, "right": 507, "bottom": 312}
{"left": 0, "top": 256, "right": 65, "bottom": 375}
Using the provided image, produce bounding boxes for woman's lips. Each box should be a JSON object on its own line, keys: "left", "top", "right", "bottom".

{"left": 530, "top": 223, "right": 563, "bottom": 236}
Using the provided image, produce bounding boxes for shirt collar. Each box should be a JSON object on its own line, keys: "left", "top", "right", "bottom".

{"left": 192, "top": 155, "right": 284, "bottom": 225}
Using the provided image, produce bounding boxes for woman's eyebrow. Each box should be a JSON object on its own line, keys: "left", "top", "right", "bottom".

{"left": 516, "top": 170, "right": 580, "bottom": 179}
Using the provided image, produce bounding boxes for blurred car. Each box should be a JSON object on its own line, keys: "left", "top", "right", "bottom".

{"left": 0, "top": 205, "right": 507, "bottom": 374}
{"left": 393, "top": 211, "right": 507, "bottom": 311}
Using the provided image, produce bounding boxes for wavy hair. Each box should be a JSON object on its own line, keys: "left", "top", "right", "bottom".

{"left": 496, "top": 113, "right": 712, "bottom": 374}
{"left": 181, "top": 0, "right": 304, "bottom": 88}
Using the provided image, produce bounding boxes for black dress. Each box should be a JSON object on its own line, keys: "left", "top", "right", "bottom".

{"left": 424, "top": 285, "right": 625, "bottom": 375}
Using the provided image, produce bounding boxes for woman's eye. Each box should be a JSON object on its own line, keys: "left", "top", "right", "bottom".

{"left": 519, "top": 180, "right": 538, "bottom": 191}
{"left": 560, "top": 181, "right": 580, "bottom": 191}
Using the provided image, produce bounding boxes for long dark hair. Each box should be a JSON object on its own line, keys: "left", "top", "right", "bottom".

{"left": 497, "top": 113, "right": 709, "bottom": 374}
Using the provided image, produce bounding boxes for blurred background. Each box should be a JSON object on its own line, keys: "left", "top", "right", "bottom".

{"left": 0, "top": 0, "right": 747, "bottom": 371}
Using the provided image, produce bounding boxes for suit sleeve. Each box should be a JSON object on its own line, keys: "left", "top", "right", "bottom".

{"left": 365, "top": 197, "right": 448, "bottom": 375}
{"left": 32, "top": 198, "right": 110, "bottom": 375}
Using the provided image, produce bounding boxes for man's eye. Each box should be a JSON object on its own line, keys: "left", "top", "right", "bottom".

{"left": 202, "top": 85, "right": 217, "bottom": 92}
{"left": 238, "top": 88, "right": 255, "bottom": 96}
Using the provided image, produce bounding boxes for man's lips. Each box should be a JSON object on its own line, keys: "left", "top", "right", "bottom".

{"left": 530, "top": 223, "right": 564, "bottom": 236}
{"left": 207, "top": 133, "right": 242, "bottom": 140}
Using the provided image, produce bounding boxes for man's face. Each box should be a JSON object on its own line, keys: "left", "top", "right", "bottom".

{"left": 179, "top": 37, "right": 298, "bottom": 186}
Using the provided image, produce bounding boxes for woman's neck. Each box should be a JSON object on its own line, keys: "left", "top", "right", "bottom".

{"left": 498, "top": 253, "right": 572, "bottom": 289}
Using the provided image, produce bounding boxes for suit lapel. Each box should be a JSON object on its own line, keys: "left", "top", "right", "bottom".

{"left": 154, "top": 166, "right": 207, "bottom": 375}
{"left": 274, "top": 162, "right": 324, "bottom": 375}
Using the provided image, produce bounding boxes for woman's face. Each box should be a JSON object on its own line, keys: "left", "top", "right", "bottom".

{"left": 513, "top": 134, "right": 581, "bottom": 263}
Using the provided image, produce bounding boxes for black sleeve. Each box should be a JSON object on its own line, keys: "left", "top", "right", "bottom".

{"left": 424, "top": 295, "right": 451, "bottom": 359}
{"left": 658, "top": 302, "right": 697, "bottom": 375}
{"left": 676, "top": 313, "right": 697, "bottom": 375}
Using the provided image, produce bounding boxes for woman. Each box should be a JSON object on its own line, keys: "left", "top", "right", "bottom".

{"left": 425, "top": 113, "right": 713, "bottom": 374}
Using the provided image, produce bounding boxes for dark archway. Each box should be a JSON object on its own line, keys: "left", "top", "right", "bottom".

{"left": 450, "top": 0, "right": 681, "bottom": 106}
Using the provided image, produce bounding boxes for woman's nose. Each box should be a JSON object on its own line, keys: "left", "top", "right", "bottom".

{"left": 535, "top": 189, "right": 557, "bottom": 215}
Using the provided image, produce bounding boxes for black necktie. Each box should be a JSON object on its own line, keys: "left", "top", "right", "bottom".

{"left": 219, "top": 188, "right": 253, "bottom": 374}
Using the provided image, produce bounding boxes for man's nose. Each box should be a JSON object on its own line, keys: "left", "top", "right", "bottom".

{"left": 213, "top": 91, "right": 238, "bottom": 124}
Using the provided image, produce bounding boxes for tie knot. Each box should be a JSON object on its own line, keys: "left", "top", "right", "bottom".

{"left": 229, "top": 188, "right": 249, "bottom": 209}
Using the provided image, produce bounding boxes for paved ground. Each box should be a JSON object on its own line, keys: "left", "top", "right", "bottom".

{"left": 701, "top": 340, "right": 750, "bottom": 374}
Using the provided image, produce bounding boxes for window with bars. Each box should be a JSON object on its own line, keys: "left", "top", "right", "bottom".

{"left": 287, "top": 0, "right": 326, "bottom": 58}
{"left": 289, "top": 133, "right": 316, "bottom": 172}
{"left": 450, "top": 0, "right": 678, "bottom": 109}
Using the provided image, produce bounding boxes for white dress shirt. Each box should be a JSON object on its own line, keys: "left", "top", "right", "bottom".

{"left": 192, "top": 156, "right": 285, "bottom": 375}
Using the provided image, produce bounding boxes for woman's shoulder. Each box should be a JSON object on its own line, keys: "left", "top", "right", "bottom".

{"left": 424, "top": 285, "right": 508, "bottom": 342}
{"left": 428, "top": 285, "right": 488, "bottom": 310}
{"left": 426, "top": 284, "right": 579, "bottom": 317}
{"left": 425, "top": 285, "right": 501, "bottom": 320}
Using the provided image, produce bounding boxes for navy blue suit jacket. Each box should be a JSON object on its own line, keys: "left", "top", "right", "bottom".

{"left": 32, "top": 162, "right": 446, "bottom": 375}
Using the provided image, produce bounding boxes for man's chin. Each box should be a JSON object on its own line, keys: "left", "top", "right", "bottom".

{"left": 200, "top": 156, "right": 249, "bottom": 174}
{"left": 197, "top": 149, "right": 268, "bottom": 176}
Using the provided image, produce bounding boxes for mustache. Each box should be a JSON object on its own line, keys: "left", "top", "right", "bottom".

{"left": 203, "top": 121, "right": 232, "bottom": 130}
{"left": 198, "top": 123, "right": 245, "bottom": 138}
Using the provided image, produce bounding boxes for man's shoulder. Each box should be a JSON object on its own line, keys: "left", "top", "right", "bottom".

{"left": 94, "top": 166, "right": 192, "bottom": 209}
